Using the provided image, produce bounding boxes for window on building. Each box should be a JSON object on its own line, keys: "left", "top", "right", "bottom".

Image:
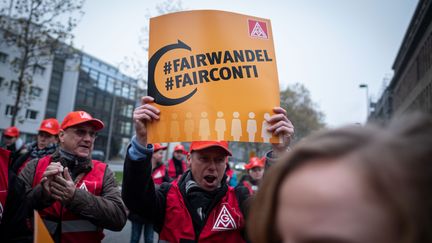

{"left": 76, "top": 88, "right": 86, "bottom": 104}
{"left": 5, "top": 105, "right": 19, "bottom": 117}
{"left": 98, "top": 73, "right": 107, "bottom": 90}
{"left": 9, "top": 80, "right": 18, "bottom": 92}
{"left": 104, "top": 97, "right": 112, "bottom": 112}
{"left": 122, "top": 83, "right": 130, "bottom": 98}
{"left": 107, "top": 77, "right": 114, "bottom": 93}
{"left": 129, "top": 86, "right": 136, "bottom": 99}
{"left": 120, "top": 121, "right": 132, "bottom": 135}
{"left": 0, "top": 77, "right": 4, "bottom": 87}
{"left": 25, "top": 109, "right": 38, "bottom": 120}
{"left": 82, "top": 55, "right": 90, "bottom": 63}
{"left": 115, "top": 81, "right": 122, "bottom": 96}
{"left": 33, "top": 64, "right": 45, "bottom": 75}
{"left": 90, "top": 69, "right": 98, "bottom": 81}
{"left": 30, "top": 86, "right": 42, "bottom": 97}
{"left": 86, "top": 90, "right": 95, "bottom": 106}
{"left": 95, "top": 93, "right": 104, "bottom": 109}
{"left": 121, "top": 104, "right": 134, "bottom": 118}
{"left": 0, "top": 52, "right": 8, "bottom": 63}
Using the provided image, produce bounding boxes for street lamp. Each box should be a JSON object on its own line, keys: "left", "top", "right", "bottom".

{"left": 359, "top": 83, "right": 369, "bottom": 118}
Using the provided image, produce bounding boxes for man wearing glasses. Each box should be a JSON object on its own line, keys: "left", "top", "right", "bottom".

{"left": 19, "top": 111, "right": 126, "bottom": 242}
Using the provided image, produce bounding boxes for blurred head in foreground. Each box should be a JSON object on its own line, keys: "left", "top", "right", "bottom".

{"left": 248, "top": 113, "right": 432, "bottom": 243}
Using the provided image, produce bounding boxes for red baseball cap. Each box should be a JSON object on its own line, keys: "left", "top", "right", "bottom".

{"left": 39, "top": 118, "right": 60, "bottom": 135}
{"left": 61, "top": 111, "right": 104, "bottom": 131}
{"left": 3, "top": 126, "right": 19, "bottom": 137}
{"left": 189, "top": 141, "right": 232, "bottom": 156}
{"left": 245, "top": 157, "right": 265, "bottom": 170}
{"left": 174, "top": 144, "right": 187, "bottom": 154}
{"left": 153, "top": 143, "right": 167, "bottom": 152}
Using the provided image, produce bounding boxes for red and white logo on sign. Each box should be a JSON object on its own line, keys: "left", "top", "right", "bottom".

{"left": 79, "top": 182, "right": 88, "bottom": 191}
{"left": 248, "top": 19, "right": 268, "bottom": 39}
{"left": 212, "top": 204, "right": 237, "bottom": 231}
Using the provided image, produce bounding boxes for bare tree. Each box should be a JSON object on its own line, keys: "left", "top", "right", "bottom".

{"left": 119, "top": 0, "right": 183, "bottom": 88}
{"left": 0, "top": 0, "right": 85, "bottom": 126}
{"left": 231, "top": 83, "right": 326, "bottom": 162}
{"left": 280, "top": 83, "right": 326, "bottom": 142}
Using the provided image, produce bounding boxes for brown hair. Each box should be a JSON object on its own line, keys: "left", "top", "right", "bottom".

{"left": 247, "top": 113, "right": 432, "bottom": 243}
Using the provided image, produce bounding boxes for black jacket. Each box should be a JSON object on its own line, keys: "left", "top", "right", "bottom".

{"left": 0, "top": 169, "right": 33, "bottom": 242}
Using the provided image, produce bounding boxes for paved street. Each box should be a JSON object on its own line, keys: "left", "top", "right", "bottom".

{"left": 103, "top": 221, "right": 131, "bottom": 243}
{"left": 103, "top": 221, "right": 160, "bottom": 243}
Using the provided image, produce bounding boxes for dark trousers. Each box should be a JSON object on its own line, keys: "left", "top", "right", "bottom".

{"left": 130, "top": 221, "right": 154, "bottom": 243}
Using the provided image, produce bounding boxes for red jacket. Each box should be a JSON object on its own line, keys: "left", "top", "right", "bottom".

{"left": 242, "top": 181, "right": 259, "bottom": 195}
{"left": 160, "top": 180, "right": 245, "bottom": 243}
{"left": 0, "top": 148, "right": 10, "bottom": 222}
{"left": 152, "top": 163, "right": 167, "bottom": 185}
{"left": 167, "top": 158, "right": 187, "bottom": 179}
{"left": 32, "top": 155, "right": 106, "bottom": 243}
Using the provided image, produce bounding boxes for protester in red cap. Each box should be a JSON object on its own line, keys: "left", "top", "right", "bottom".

{"left": 122, "top": 96, "right": 294, "bottom": 242}
{"left": 238, "top": 157, "right": 265, "bottom": 195}
{"left": 13, "top": 118, "right": 60, "bottom": 174}
{"left": 166, "top": 144, "right": 188, "bottom": 180}
{"left": 1, "top": 126, "right": 26, "bottom": 165}
{"left": 151, "top": 143, "right": 169, "bottom": 185}
{"left": 19, "top": 111, "right": 126, "bottom": 242}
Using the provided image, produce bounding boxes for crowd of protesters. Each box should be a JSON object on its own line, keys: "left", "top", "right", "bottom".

{"left": 0, "top": 96, "right": 431, "bottom": 243}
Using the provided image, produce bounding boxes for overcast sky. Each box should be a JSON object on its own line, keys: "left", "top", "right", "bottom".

{"left": 72, "top": 0, "right": 418, "bottom": 127}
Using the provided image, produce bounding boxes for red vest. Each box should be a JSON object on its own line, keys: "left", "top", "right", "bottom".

{"left": 167, "top": 158, "right": 187, "bottom": 179}
{"left": 32, "top": 155, "right": 106, "bottom": 243}
{"left": 0, "top": 148, "right": 10, "bottom": 223}
{"left": 160, "top": 181, "right": 245, "bottom": 243}
{"left": 242, "top": 181, "right": 258, "bottom": 195}
{"left": 152, "top": 163, "right": 167, "bottom": 185}
{"left": 226, "top": 168, "right": 234, "bottom": 184}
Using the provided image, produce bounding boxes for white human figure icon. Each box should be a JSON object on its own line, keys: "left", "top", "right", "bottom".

{"left": 157, "top": 119, "right": 166, "bottom": 140}
{"left": 231, "top": 112, "right": 242, "bottom": 141}
{"left": 246, "top": 112, "right": 257, "bottom": 142}
{"left": 261, "top": 113, "right": 272, "bottom": 142}
{"left": 215, "top": 111, "right": 226, "bottom": 140}
{"left": 184, "top": 112, "right": 194, "bottom": 141}
{"left": 170, "top": 113, "right": 180, "bottom": 141}
{"left": 199, "top": 111, "right": 210, "bottom": 140}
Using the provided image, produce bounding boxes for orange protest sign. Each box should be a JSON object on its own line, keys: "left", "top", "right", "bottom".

{"left": 147, "top": 10, "right": 281, "bottom": 143}
{"left": 34, "top": 210, "right": 54, "bottom": 243}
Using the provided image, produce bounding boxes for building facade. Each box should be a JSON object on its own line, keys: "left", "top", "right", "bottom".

{"left": 0, "top": 30, "right": 53, "bottom": 142}
{"left": 0, "top": 38, "right": 142, "bottom": 159}
{"left": 370, "top": 0, "right": 432, "bottom": 122}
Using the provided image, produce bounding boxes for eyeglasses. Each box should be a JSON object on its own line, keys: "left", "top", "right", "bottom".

{"left": 70, "top": 128, "right": 98, "bottom": 139}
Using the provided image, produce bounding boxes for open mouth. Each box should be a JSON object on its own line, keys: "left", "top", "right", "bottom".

{"left": 204, "top": 175, "right": 217, "bottom": 183}
{"left": 79, "top": 144, "right": 90, "bottom": 149}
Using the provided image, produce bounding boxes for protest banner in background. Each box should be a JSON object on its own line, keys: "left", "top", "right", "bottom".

{"left": 147, "top": 10, "right": 281, "bottom": 143}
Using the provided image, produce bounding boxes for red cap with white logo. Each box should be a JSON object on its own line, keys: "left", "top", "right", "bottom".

{"left": 39, "top": 118, "right": 60, "bottom": 135}
{"left": 61, "top": 111, "right": 104, "bottom": 131}
{"left": 189, "top": 141, "right": 231, "bottom": 156}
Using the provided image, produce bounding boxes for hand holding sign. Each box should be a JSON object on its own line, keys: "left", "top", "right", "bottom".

{"left": 133, "top": 96, "right": 160, "bottom": 147}
{"left": 266, "top": 107, "right": 295, "bottom": 154}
